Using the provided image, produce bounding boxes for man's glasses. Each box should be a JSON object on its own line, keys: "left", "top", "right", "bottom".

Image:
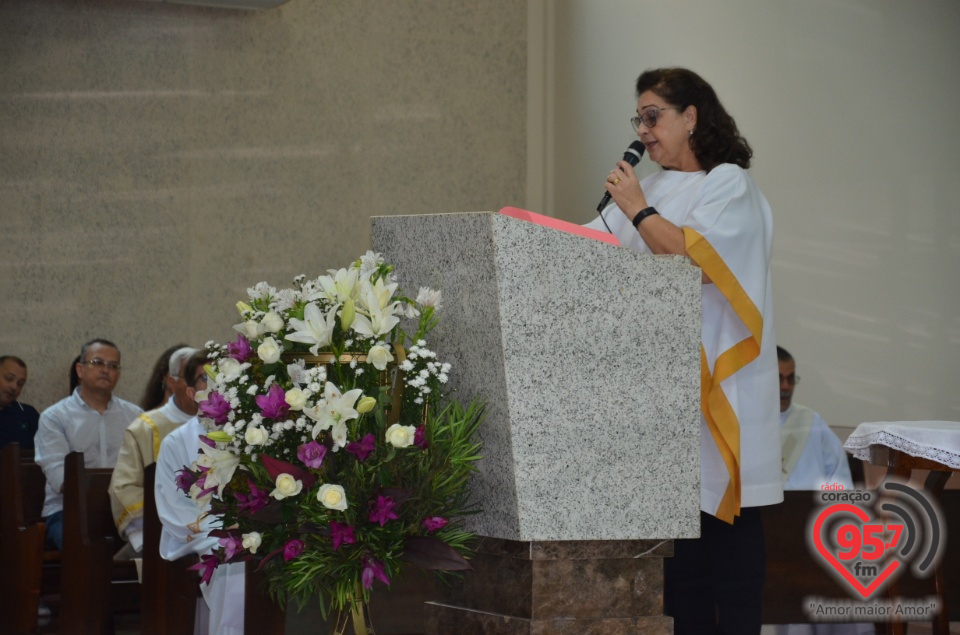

{"left": 81, "top": 358, "right": 121, "bottom": 371}
{"left": 779, "top": 374, "right": 800, "bottom": 386}
{"left": 630, "top": 106, "right": 683, "bottom": 132}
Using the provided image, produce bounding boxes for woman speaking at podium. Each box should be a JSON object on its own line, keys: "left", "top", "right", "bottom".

{"left": 586, "top": 67, "right": 782, "bottom": 634}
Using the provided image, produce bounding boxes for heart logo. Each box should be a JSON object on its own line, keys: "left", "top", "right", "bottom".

{"left": 811, "top": 503, "right": 901, "bottom": 599}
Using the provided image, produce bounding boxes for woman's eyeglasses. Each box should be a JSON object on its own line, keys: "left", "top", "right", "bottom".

{"left": 630, "top": 106, "right": 683, "bottom": 132}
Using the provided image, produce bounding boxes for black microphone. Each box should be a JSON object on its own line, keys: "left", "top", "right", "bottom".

{"left": 596, "top": 141, "right": 646, "bottom": 213}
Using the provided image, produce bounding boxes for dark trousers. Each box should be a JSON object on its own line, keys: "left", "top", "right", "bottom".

{"left": 664, "top": 507, "right": 766, "bottom": 635}
{"left": 44, "top": 510, "right": 64, "bottom": 551}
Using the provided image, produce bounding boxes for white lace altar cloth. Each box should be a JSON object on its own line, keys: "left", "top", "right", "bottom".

{"left": 843, "top": 421, "right": 960, "bottom": 470}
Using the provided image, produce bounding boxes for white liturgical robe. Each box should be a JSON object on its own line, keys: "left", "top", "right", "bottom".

{"left": 588, "top": 163, "right": 783, "bottom": 520}
{"left": 155, "top": 416, "right": 245, "bottom": 635}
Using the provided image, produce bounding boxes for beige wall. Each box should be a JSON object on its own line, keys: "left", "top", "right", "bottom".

{"left": 1, "top": 0, "right": 527, "bottom": 411}
{"left": 544, "top": 0, "right": 960, "bottom": 433}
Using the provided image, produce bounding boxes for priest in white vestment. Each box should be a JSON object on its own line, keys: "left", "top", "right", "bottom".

{"left": 774, "top": 346, "right": 868, "bottom": 635}
{"left": 155, "top": 404, "right": 245, "bottom": 633}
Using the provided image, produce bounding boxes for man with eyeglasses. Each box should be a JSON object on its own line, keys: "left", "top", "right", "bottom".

{"left": 778, "top": 346, "right": 853, "bottom": 491}
{"left": 34, "top": 338, "right": 143, "bottom": 550}
{"left": 108, "top": 346, "right": 199, "bottom": 558}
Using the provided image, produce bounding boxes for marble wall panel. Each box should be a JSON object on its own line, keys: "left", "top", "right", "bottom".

{"left": 0, "top": 0, "right": 526, "bottom": 411}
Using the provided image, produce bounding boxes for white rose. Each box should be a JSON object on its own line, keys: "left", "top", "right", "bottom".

{"left": 270, "top": 473, "right": 303, "bottom": 500}
{"left": 244, "top": 425, "right": 268, "bottom": 446}
{"left": 217, "top": 358, "right": 243, "bottom": 382}
{"left": 367, "top": 344, "right": 394, "bottom": 371}
{"left": 285, "top": 387, "right": 308, "bottom": 411}
{"left": 261, "top": 311, "right": 285, "bottom": 333}
{"left": 257, "top": 337, "right": 282, "bottom": 364}
{"left": 385, "top": 423, "right": 416, "bottom": 448}
{"left": 317, "top": 483, "right": 348, "bottom": 510}
{"left": 242, "top": 532, "right": 262, "bottom": 554}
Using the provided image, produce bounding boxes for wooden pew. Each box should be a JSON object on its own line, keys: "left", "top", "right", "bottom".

{"left": 141, "top": 463, "right": 199, "bottom": 635}
{"left": 59, "top": 451, "right": 140, "bottom": 635}
{"left": 0, "top": 442, "right": 61, "bottom": 635}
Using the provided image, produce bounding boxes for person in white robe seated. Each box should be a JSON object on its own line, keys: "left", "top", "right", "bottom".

{"left": 109, "top": 346, "right": 199, "bottom": 558}
{"left": 778, "top": 346, "right": 853, "bottom": 491}
{"left": 772, "top": 346, "right": 871, "bottom": 635}
{"left": 154, "top": 367, "right": 245, "bottom": 635}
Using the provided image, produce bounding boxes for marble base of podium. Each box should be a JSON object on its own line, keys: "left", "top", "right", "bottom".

{"left": 424, "top": 537, "right": 673, "bottom": 635}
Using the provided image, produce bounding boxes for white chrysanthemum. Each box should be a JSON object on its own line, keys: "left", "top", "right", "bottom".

{"left": 247, "top": 281, "right": 275, "bottom": 300}
{"left": 287, "top": 358, "right": 308, "bottom": 387}
{"left": 416, "top": 287, "right": 442, "bottom": 309}
{"left": 358, "top": 250, "right": 383, "bottom": 279}
{"left": 271, "top": 288, "right": 297, "bottom": 311}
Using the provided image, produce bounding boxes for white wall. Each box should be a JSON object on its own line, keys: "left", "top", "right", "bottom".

{"left": 541, "top": 0, "right": 960, "bottom": 436}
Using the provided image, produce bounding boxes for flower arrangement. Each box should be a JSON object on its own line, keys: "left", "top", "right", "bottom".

{"left": 178, "top": 251, "right": 483, "bottom": 630}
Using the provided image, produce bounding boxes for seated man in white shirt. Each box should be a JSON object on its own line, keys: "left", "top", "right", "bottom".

{"left": 35, "top": 338, "right": 143, "bottom": 550}
{"left": 154, "top": 363, "right": 244, "bottom": 635}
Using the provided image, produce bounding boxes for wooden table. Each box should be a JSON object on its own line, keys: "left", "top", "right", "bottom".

{"left": 846, "top": 421, "right": 960, "bottom": 635}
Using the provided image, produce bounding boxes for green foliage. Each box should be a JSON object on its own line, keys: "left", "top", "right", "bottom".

{"left": 185, "top": 254, "right": 484, "bottom": 618}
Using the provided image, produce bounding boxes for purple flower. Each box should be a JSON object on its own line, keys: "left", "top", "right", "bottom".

{"left": 421, "top": 516, "right": 448, "bottom": 533}
{"left": 368, "top": 495, "right": 399, "bottom": 527}
{"left": 190, "top": 554, "right": 219, "bottom": 585}
{"left": 283, "top": 539, "right": 305, "bottom": 562}
{"left": 255, "top": 383, "right": 290, "bottom": 421}
{"left": 175, "top": 468, "right": 197, "bottom": 493}
{"left": 414, "top": 425, "right": 429, "bottom": 449}
{"left": 297, "top": 441, "right": 327, "bottom": 469}
{"left": 235, "top": 479, "right": 269, "bottom": 515}
{"left": 199, "top": 435, "right": 216, "bottom": 448}
{"left": 199, "top": 391, "right": 232, "bottom": 425}
{"left": 329, "top": 521, "right": 356, "bottom": 551}
{"left": 345, "top": 433, "right": 376, "bottom": 462}
{"left": 227, "top": 334, "right": 253, "bottom": 362}
{"left": 219, "top": 535, "right": 243, "bottom": 561}
{"left": 361, "top": 555, "right": 390, "bottom": 589}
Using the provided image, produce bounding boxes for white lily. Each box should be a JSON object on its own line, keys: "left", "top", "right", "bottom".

{"left": 352, "top": 290, "right": 401, "bottom": 338}
{"left": 330, "top": 420, "right": 348, "bottom": 450}
{"left": 195, "top": 444, "right": 241, "bottom": 497}
{"left": 359, "top": 277, "right": 399, "bottom": 311}
{"left": 304, "top": 381, "right": 363, "bottom": 440}
{"left": 318, "top": 267, "right": 360, "bottom": 305}
{"left": 285, "top": 302, "right": 336, "bottom": 355}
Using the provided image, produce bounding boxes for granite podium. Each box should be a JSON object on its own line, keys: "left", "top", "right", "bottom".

{"left": 372, "top": 211, "right": 702, "bottom": 634}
